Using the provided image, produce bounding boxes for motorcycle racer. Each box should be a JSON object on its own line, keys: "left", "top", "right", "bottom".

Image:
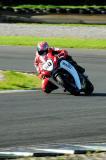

{"left": 34, "top": 41, "right": 85, "bottom": 93}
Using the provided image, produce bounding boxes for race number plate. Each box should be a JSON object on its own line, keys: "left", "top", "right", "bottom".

{"left": 42, "top": 59, "right": 53, "bottom": 71}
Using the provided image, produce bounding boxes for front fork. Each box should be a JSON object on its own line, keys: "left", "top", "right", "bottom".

{"left": 49, "top": 71, "right": 64, "bottom": 89}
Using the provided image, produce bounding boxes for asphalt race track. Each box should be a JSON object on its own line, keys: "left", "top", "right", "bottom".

{"left": 0, "top": 46, "right": 106, "bottom": 148}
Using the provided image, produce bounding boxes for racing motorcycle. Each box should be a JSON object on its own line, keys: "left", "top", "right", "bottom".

{"left": 41, "top": 52, "right": 94, "bottom": 96}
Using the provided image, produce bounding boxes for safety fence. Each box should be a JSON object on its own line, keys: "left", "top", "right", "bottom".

{"left": 0, "top": 0, "right": 106, "bottom": 5}
{"left": 0, "top": 6, "right": 106, "bottom": 15}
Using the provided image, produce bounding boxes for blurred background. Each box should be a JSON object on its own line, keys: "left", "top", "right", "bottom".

{"left": 0, "top": 0, "right": 106, "bottom": 23}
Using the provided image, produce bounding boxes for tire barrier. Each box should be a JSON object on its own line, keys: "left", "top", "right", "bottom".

{"left": 0, "top": 6, "right": 106, "bottom": 15}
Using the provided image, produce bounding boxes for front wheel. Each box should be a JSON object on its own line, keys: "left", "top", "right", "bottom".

{"left": 84, "top": 78, "right": 94, "bottom": 95}
{"left": 55, "top": 74, "right": 80, "bottom": 96}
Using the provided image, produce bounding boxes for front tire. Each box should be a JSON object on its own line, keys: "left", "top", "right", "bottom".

{"left": 84, "top": 79, "right": 94, "bottom": 95}
{"left": 56, "top": 74, "right": 80, "bottom": 96}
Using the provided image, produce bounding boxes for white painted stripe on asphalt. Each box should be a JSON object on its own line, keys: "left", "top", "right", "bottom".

{"left": 0, "top": 152, "right": 33, "bottom": 157}
{"left": 36, "top": 148, "right": 75, "bottom": 154}
{"left": 75, "top": 144, "right": 106, "bottom": 151}
{"left": 0, "top": 90, "right": 40, "bottom": 94}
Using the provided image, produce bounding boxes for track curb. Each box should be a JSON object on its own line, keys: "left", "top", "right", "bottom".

{"left": 0, "top": 144, "right": 106, "bottom": 159}
{"left": 0, "top": 89, "right": 40, "bottom": 94}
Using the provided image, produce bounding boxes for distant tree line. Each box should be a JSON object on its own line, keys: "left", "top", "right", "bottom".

{"left": 0, "top": 0, "right": 106, "bottom": 6}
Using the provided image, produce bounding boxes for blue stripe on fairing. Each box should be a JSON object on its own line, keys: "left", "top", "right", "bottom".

{"left": 60, "top": 60, "right": 81, "bottom": 90}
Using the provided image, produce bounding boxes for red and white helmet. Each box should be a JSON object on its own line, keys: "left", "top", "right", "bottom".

{"left": 36, "top": 42, "right": 49, "bottom": 55}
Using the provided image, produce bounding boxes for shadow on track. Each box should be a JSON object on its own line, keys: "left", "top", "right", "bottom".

{"left": 92, "top": 93, "right": 106, "bottom": 97}
{"left": 51, "top": 92, "right": 106, "bottom": 97}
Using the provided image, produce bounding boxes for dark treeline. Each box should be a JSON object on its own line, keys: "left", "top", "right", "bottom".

{"left": 0, "top": 0, "right": 106, "bottom": 6}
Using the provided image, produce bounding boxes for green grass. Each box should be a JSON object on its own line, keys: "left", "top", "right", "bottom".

{"left": 11, "top": 5, "right": 106, "bottom": 9}
{"left": 18, "top": 23, "right": 106, "bottom": 27}
{"left": 0, "top": 36, "right": 106, "bottom": 49}
{"left": 0, "top": 70, "right": 41, "bottom": 90}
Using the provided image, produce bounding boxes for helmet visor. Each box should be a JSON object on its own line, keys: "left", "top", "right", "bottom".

{"left": 38, "top": 49, "right": 48, "bottom": 55}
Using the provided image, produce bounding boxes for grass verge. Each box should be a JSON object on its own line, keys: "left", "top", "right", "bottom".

{"left": 17, "top": 23, "right": 106, "bottom": 27}
{"left": 9, "top": 5, "right": 106, "bottom": 9}
{"left": 0, "top": 36, "right": 106, "bottom": 49}
{"left": 0, "top": 70, "right": 41, "bottom": 90}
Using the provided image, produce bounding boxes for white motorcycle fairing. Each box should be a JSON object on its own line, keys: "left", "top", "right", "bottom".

{"left": 60, "top": 60, "right": 81, "bottom": 90}
{"left": 42, "top": 59, "right": 53, "bottom": 71}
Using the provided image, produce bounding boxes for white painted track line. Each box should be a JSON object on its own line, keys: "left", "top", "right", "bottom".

{"left": 0, "top": 89, "right": 40, "bottom": 94}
